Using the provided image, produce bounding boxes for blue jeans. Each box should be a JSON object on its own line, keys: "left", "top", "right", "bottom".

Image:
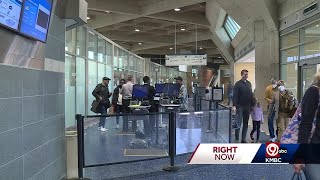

{"left": 116, "top": 105, "right": 123, "bottom": 124}
{"left": 99, "top": 105, "right": 107, "bottom": 128}
{"left": 268, "top": 109, "right": 276, "bottom": 138}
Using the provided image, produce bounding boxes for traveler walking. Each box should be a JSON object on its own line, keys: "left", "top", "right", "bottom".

{"left": 250, "top": 96, "right": 263, "bottom": 143}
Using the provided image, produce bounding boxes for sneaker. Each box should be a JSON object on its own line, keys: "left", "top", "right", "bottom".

{"left": 99, "top": 127, "right": 108, "bottom": 132}
{"left": 270, "top": 137, "right": 277, "bottom": 142}
{"left": 98, "top": 126, "right": 101, "bottom": 130}
{"left": 116, "top": 124, "right": 120, "bottom": 129}
{"left": 250, "top": 134, "right": 254, "bottom": 141}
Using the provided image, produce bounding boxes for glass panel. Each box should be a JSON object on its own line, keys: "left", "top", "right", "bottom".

{"left": 300, "top": 21, "right": 320, "bottom": 43}
{"left": 76, "top": 26, "right": 86, "bottom": 57}
{"left": 65, "top": 28, "right": 76, "bottom": 54}
{"left": 281, "top": 47, "right": 299, "bottom": 63}
{"left": 280, "top": 30, "right": 299, "bottom": 49}
{"left": 88, "top": 31, "right": 98, "bottom": 60}
{"left": 300, "top": 40, "right": 320, "bottom": 60}
{"left": 128, "top": 55, "right": 134, "bottom": 70}
{"left": 88, "top": 61, "right": 98, "bottom": 115}
{"left": 98, "top": 63, "right": 105, "bottom": 82}
{"left": 114, "top": 47, "right": 119, "bottom": 67}
{"left": 65, "top": 55, "right": 76, "bottom": 129}
{"left": 123, "top": 52, "right": 129, "bottom": 69}
{"left": 119, "top": 49, "right": 124, "bottom": 68}
{"left": 106, "top": 42, "right": 113, "bottom": 65}
{"left": 223, "top": 15, "right": 241, "bottom": 39}
{"left": 76, "top": 57, "right": 86, "bottom": 115}
{"left": 98, "top": 37, "right": 106, "bottom": 63}
{"left": 302, "top": 66, "right": 317, "bottom": 96}
{"left": 281, "top": 63, "right": 298, "bottom": 97}
{"left": 113, "top": 68, "right": 119, "bottom": 88}
{"left": 106, "top": 65, "right": 113, "bottom": 89}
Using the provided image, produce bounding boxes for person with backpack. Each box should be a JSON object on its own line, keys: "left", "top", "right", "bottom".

{"left": 92, "top": 77, "right": 112, "bottom": 132}
{"left": 112, "top": 79, "right": 126, "bottom": 129}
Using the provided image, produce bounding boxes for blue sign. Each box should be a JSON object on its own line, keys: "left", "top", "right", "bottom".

{"left": 0, "top": 0, "right": 23, "bottom": 30}
{"left": 19, "top": 0, "right": 52, "bottom": 42}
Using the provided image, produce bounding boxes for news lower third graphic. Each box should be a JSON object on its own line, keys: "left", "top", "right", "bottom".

{"left": 188, "top": 143, "right": 320, "bottom": 164}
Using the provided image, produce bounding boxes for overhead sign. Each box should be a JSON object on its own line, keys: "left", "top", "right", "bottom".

{"left": 165, "top": 54, "right": 207, "bottom": 66}
{"left": 213, "top": 59, "right": 225, "bottom": 64}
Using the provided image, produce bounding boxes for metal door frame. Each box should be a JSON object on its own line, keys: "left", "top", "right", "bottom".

{"left": 298, "top": 58, "right": 320, "bottom": 100}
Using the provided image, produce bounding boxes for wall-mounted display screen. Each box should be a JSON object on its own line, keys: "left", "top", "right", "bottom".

{"left": 0, "top": 0, "right": 23, "bottom": 30}
{"left": 19, "top": 0, "right": 52, "bottom": 42}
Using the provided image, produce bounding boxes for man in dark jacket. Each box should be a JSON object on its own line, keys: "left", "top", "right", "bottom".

{"left": 232, "top": 69, "right": 254, "bottom": 143}
{"left": 112, "top": 79, "right": 126, "bottom": 129}
{"left": 143, "top": 76, "right": 156, "bottom": 135}
{"left": 92, "top": 77, "right": 112, "bottom": 132}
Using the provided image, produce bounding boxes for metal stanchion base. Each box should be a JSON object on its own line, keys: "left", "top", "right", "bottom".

{"left": 205, "top": 130, "right": 213, "bottom": 133}
{"left": 162, "top": 165, "right": 180, "bottom": 172}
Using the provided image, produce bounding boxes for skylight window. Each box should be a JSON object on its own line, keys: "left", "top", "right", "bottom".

{"left": 223, "top": 15, "right": 241, "bottom": 39}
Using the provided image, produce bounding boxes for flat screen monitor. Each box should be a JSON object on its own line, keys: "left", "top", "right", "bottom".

{"left": 133, "top": 85, "right": 149, "bottom": 99}
{"left": 155, "top": 84, "right": 166, "bottom": 93}
{"left": 0, "top": 0, "right": 23, "bottom": 30}
{"left": 166, "top": 84, "right": 180, "bottom": 97}
{"left": 19, "top": 0, "right": 52, "bottom": 42}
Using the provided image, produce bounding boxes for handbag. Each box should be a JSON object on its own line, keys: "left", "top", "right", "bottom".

{"left": 281, "top": 85, "right": 319, "bottom": 143}
{"left": 291, "top": 173, "right": 303, "bottom": 180}
{"left": 91, "top": 100, "right": 101, "bottom": 113}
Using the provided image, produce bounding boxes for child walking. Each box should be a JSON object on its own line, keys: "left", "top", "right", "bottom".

{"left": 250, "top": 97, "right": 264, "bottom": 143}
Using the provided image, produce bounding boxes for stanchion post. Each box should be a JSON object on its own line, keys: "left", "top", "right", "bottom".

{"left": 76, "top": 114, "right": 84, "bottom": 179}
{"left": 205, "top": 101, "right": 213, "bottom": 133}
{"left": 215, "top": 102, "right": 219, "bottom": 139}
{"left": 163, "top": 111, "right": 179, "bottom": 172}
{"left": 228, "top": 108, "right": 232, "bottom": 143}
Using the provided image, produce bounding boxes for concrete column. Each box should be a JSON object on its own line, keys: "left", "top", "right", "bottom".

{"left": 253, "top": 20, "right": 280, "bottom": 110}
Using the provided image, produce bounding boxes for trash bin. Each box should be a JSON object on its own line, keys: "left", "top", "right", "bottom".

{"left": 66, "top": 131, "right": 78, "bottom": 179}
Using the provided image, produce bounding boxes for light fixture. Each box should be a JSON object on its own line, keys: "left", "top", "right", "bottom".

{"left": 199, "top": 47, "right": 203, "bottom": 50}
{"left": 218, "top": 56, "right": 221, "bottom": 58}
{"left": 174, "top": 8, "right": 181, "bottom": 11}
{"left": 138, "top": 42, "right": 142, "bottom": 45}
{"left": 135, "top": 28, "right": 140, "bottom": 32}
{"left": 87, "top": 16, "right": 90, "bottom": 20}
{"left": 317, "top": 24, "right": 319, "bottom": 27}
{"left": 180, "top": 27, "right": 186, "bottom": 31}
{"left": 170, "top": 47, "right": 173, "bottom": 50}
{"left": 105, "top": 11, "right": 110, "bottom": 13}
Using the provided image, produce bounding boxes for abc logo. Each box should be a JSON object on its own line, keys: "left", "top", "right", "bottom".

{"left": 265, "top": 142, "right": 287, "bottom": 158}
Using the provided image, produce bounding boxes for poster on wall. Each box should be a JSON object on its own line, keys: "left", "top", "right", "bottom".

{"left": 0, "top": 0, "right": 23, "bottom": 30}
{"left": 165, "top": 54, "right": 207, "bottom": 66}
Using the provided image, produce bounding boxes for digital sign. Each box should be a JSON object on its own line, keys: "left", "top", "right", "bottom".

{"left": 19, "top": 0, "right": 52, "bottom": 42}
{"left": 0, "top": 0, "right": 23, "bottom": 30}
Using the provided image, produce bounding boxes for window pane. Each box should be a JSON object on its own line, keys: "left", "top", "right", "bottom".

{"left": 87, "top": 61, "right": 97, "bottom": 115}
{"left": 124, "top": 52, "right": 129, "bottom": 69}
{"left": 98, "top": 37, "right": 106, "bottom": 63}
{"left": 280, "top": 30, "right": 299, "bottom": 49}
{"left": 76, "top": 57, "right": 86, "bottom": 115}
{"left": 223, "top": 15, "right": 241, "bottom": 39}
{"left": 300, "top": 21, "right": 320, "bottom": 43}
{"left": 300, "top": 40, "right": 320, "bottom": 60}
{"left": 98, "top": 63, "right": 105, "bottom": 82}
{"left": 281, "top": 63, "right": 298, "bottom": 97}
{"left": 114, "top": 47, "right": 119, "bottom": 67}
{"left": 76, "top": 26, "right": 86, "bottom": 57}
{"left": 66, "top": 28, "right": 76, "bottom": 54}
{"left": 119, "top": 49, "right": 124, "bottom": 68}
{"left": 88, "top": 31, "right": 98, "bottom": 60}
{"left": 65, "top": 54, "right": 76, "bottom": 128}
{"left": 281, "top": 47, "right": 299, "bottom": 63}
{"left": 106, "top": 42, "right": 113, "bottom": 65}
{"left": 106, "top": 65, "right": 113, "bottom": 89}
{"left": 113, "top": 68, "right": 119, "bottom": 87}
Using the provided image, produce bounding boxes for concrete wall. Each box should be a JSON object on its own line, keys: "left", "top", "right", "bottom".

{"left": 0, "top": 1, "right": 66, "bottom": 179}
{"left": 234, "top": 62, "right": 256, "bottom": 90}
{"left": 278, "top": 0, "right": 315, "bottom": 20}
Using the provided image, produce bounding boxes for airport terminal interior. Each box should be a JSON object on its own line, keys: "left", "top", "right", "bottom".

{"left": 1, "top": 0, "right": 320, "bottom": 179}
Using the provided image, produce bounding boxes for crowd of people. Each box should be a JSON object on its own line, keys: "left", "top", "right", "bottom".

{"left": 91, "top": 75, "right": 188, "bottom": 133}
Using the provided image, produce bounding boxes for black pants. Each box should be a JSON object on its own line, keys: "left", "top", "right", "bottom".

{"left": 235, "top": 106, "right": 251, "bottom": 142}
{"left": 250, "top": 121, "right": 261, "bottom": 141}
{"left": 122, "top": 99, "right": 137, "bottom": 132}
{"left": 115, "top": 105, "right": 123, "bottom": 124}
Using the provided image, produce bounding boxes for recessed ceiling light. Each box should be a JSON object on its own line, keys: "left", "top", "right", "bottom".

{"left": 170, "top": 47, "right": 173, "bottom": 50}
{"left": 218, "top": 56, "right": 221, "bottom": 58}
{"left": 199, "top": 47, "right": 203, "bottom": 50}
{"left": 317, "top": 25, "right": 319, "bottom": 27}
{"left": 181, "top": 27, "right": 186, "bottom": 31}
{"left": 105, "top": 11, "right": 110, "bottom": 13}
{"left": 138, "top": 42, "right": 142, "bottom": 45}
{"left": 135, "top": 28, "right": 140, "bottom": 32}
{"left": 87, "top": 17, "right": 90, "bottom": 20}
{"left": 174, "top": 8, "right": 181, "bottom": 11}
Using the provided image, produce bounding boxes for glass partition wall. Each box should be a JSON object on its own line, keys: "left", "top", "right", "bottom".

{"left": 65, "top": 25, "right": 187, "bottom": 128}
{"left": 280, "top": 20, "right": 320, "bottom": 99}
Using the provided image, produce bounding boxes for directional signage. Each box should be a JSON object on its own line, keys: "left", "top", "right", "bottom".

{"left": 213, "top": 59, "right": 225, "bottom": 64}
{"left": 165, "top": 54, "right": 207, "bottom": 66}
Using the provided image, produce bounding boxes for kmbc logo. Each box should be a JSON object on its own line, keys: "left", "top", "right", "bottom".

{"left": 265, "top": 142, "right": 288, "bottom": 163}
